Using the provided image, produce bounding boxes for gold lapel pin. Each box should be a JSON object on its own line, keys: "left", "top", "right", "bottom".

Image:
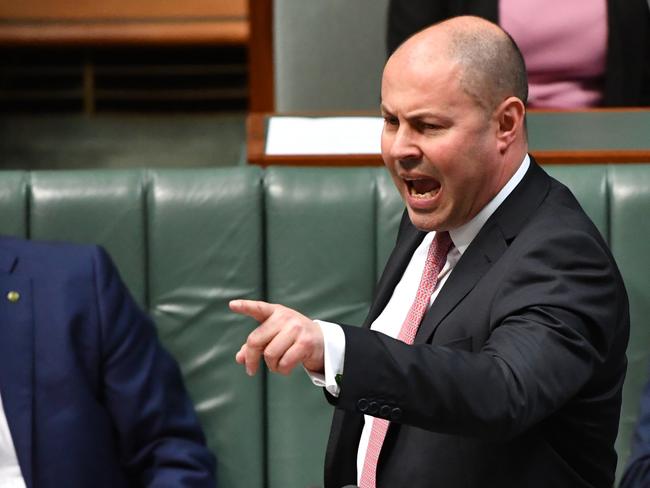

{"left": 6, "top": 291, "right": 20, "bottom": 303}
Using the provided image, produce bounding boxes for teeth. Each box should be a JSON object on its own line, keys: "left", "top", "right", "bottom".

{"left": 408, "top": 186, "right": 439, "bottom": 198}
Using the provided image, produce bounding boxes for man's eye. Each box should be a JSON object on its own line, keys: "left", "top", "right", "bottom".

{"left": 384, "top": 117, "right": 399, "bottom": 126}
{"left": 421, "top": 123, "right": 440, "bottom": 131}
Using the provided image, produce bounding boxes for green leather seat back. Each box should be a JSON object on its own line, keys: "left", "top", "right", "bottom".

{"left": 264, "top": 167, "right": 381, "bottom": 488}
{"left": 148, "top": 168, "right": 265, "bottom": 488}
{"left": 543, "top": 165, "right": 609, "bottom": 238}
{"left": 29, "top": 170, "right": 148, "bottom": 304}
{"left": 608, "top": 164, "right": 650, "bottom": 479}
{"left": 375, "top": 169, "right": 404, "bottom": 274}
{"left": 0, "top": 172, "right": 28, "bottom": 238}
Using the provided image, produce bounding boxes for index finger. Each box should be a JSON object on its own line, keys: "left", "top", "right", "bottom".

{"left": 229, "top": 299, "right": 276, "bottom": 323}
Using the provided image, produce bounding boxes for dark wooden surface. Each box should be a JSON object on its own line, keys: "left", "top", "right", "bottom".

{"left": 0, "top": 0, "right": 248, "bottom": 46}
{"left": 247, "top": 0, "right": 274, "bottom": 111}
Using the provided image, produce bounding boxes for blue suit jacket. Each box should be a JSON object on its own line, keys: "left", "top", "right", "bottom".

{"left": 620, "top": 368, "right": 650, "bottom": 487}
{"left": 0, "top": 236, "right": 215, "bottom": 487}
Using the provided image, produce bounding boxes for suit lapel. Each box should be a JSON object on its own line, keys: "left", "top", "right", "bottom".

{"left": 414, "top": 224, "right": 505, "bottom": 343}
{"left": 0, "top": 248, "right": 34, "bottom": 488}
{"left": 414, "top": 159, "right": 552, "bottom": 343}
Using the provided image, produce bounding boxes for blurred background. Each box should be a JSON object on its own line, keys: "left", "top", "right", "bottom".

{"left": 0, "top": 0, "right": 389, "bottom": 170}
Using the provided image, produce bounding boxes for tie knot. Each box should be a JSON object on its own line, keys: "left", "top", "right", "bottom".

{"left": 433, "top": 231, "right": 452, "bottom": 254}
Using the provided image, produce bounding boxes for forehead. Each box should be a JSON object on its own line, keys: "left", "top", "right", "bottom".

{"left": 381, "top": 56, "right": 472, "bottom": 114}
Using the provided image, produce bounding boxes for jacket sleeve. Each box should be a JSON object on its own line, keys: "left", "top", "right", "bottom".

{"left": 91, "top": 246, "right": 216, "bottom": 487}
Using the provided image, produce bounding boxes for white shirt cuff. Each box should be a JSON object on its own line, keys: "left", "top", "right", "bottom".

{"left": 304, "top": 320, "right": 346, "bottom": 397}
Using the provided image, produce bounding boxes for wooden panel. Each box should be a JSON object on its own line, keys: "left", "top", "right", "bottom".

{"left": 248, "top": 0, "right": 274, "bottom": 111}
{"left": 0, "top": 0, "right": 246, "bottom": 20}
{"left": 0, "top": 21, "right": 248, "bottom": 46}
{"left": 0, "top": 0, "right": 248, "bottom": 46}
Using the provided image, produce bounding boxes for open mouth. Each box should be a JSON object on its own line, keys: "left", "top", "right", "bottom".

{"left": 406, "top": 178, "right": 441, "bottom": 199}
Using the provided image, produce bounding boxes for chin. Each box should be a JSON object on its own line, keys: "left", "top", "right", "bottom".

{"left": 407, "top": 209, "right": 444, "bottom": 232}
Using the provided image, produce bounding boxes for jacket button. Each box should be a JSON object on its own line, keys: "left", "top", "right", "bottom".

{"left": 379, "top": 405, "right": 391, "bottom": 418}
{"left": 357, "top": 399, "right": 369, "bottom": 412}
{"left": 368, "top": 401, "right": 379, "bottom": 414}
{"left": 391, "top": 408, "right": 402, "bottom": 421}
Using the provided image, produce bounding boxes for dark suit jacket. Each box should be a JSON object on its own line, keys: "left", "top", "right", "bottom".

{"left": 0, "top": 236, "right": 215, "bottom": 487}
{"left": 324, "top": 160, "right": 629, "bottom": 487}
{"left": 386, "top": 0, "right": 650, "bottom": 107}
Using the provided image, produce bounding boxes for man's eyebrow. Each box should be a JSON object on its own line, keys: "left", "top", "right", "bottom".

{"left": 405, "top": 111, "right": 453, "bottom": 126}
{"left": 406, "top": 110, "right": 442, "bottom": 119}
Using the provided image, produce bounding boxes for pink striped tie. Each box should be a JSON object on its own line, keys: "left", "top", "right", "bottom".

{"left": 359, "top": 231, "right": 453, "bottom": 488}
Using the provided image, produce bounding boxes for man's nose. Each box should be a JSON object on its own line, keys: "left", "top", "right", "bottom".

{"left": 387, "top": 126, "right": 421, "bottom": 162}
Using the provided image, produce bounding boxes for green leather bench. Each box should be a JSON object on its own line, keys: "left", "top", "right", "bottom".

{"left": 0, "top": 164, "right": 648, "bottom": 487}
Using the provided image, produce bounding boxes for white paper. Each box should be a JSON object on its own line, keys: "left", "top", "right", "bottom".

{"left": 265, "top": 116, "right": 383, "bottom": 155}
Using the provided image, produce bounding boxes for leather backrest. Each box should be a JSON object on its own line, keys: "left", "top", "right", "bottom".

{"left": 607, "top": 164, "right": 650, "bottom": 480}
{"left": 544, "top": 165, "right": 609, "bottom": 238}
{"left": 147, "top": 168, "right": 265, "bottom": 488}
{"left": 30, "top": 170, "right": 148, "bottom": 303}
{"left": 264, "top": 167, "right": 380, "bottom": 488}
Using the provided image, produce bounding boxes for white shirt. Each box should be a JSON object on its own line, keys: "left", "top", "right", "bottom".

{"left": 0, "top": 392, "right": 27, "bottom": 488}
{"left": 308, "top": 154, "right": 530, "bottom": 482}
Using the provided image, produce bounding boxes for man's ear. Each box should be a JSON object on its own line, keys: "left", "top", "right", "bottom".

{"left": 495, "top": 97, "right": 526, "bottom": 154}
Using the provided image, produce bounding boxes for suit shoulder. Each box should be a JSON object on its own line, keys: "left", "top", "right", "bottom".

{"left": 0, "top": 235, "right": 110, "bottom": 277}
{"left": 533, "top": 178, "right": 606, "bottom": 239}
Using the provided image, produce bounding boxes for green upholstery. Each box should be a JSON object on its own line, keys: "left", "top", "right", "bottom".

{"left": 608, "top": 166, "right": 650, "bottom": 478}
{"left": 0, "top": 164, "right": 648, "bottom": 487}
{"left": 544, "top": 165, "right": 609, "bottom": 238}
{"left": 30, "top": 170, "right": 148, "bottom": 304}
{"left": 0, "top": 172, "right": 28, "bottom": 237}
{"left": 375, "top": 170, "right": 405, "bottom": 274}
{"left": 146, "top": 168, "right": 265, "bottom": 488}
{"left": 265, "top": 168, "right": 381, "bottom": 488}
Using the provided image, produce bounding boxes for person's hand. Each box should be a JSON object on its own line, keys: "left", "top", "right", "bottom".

{"left": 230, "top": 299, "right": 324, "bottom": 376}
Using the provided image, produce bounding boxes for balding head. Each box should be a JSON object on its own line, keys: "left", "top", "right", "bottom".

{"left": 389, "top": 16, "right": 528, "bottom": 113}
{"left": 380, "top": 16, "right": 528, "bottom": 231}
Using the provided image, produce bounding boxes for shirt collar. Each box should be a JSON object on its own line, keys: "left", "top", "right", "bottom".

{"left": 448, "top": 154, "right": 530, "bottom": 255}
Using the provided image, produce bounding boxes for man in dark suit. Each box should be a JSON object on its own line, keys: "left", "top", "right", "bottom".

{"left": 230, "top": 16, "right": 628, "bottom": 488}
{"left": 0, "top": 236, "right": 215, "bottom": 486}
